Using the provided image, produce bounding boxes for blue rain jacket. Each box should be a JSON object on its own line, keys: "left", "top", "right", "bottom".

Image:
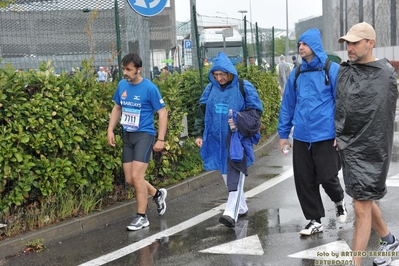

{"left": 200, "top": 52, "right": 263, "bottom": 174}
{"left": 278, "top": 28, "right": 340, "bottom": 142}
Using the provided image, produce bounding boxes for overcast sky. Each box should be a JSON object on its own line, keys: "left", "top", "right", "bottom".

{"left": 174, "top": 0, "right": 322, "bottom": 30}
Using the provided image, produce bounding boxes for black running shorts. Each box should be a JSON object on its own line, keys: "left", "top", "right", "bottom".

{"left": 122, "top": 132, "right": 154, "bottom": 163}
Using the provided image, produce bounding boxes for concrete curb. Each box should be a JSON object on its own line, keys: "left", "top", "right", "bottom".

{"left": 0, "top": 133, "right": 279, "bottom": 260}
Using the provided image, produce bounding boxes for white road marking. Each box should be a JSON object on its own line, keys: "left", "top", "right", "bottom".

{"left": 78, "top": 167, "right": 293, "bottom": 266}
{"left": 386, "top": 179, "right": 399, "bottom": 187}
{"left": 387, "top": 173, "right": 399, "bottom": 187}
{"left": 288, "top": 240, "right": 351, "bottom": 260}
{"left": 199, "top": 235, "right": 264, "bottom": 255}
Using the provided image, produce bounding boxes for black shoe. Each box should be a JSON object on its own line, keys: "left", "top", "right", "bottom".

{"left": 238, "top": 211, "right": 248, "bottom": 219}
{"left": 219, "top": 215, "right": 235, "bottom": 227}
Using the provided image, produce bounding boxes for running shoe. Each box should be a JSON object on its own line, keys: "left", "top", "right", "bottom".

{"left": 300, "top": 220, "right": 323, "bottom": 236}
{"left": 127, "top": 214, "right": 150, "bottom": 231}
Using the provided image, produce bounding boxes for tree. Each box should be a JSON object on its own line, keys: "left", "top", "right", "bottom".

{"left": 274, "top": 35, "right": 297, "bottom": 56}
{"left": 0, "top": 0, "right": 14, "bottom": 8}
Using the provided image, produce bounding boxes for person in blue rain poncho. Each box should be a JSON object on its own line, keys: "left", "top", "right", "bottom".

{"left": 278, "top": 28, "right": 347, "bottom": 236}
{"left": 194, "top": 52, "right": 263, "bottom": 228}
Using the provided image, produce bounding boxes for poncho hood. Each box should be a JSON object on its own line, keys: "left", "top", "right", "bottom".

{"left": 208, "top": 52, "right": 238, "bottom": 86}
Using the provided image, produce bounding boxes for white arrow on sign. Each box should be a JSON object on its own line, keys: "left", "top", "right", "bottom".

{"left": 134, "top": 0, "right": 161, "bottom": 8}
{"left": 149, "top": 0, "right": 161, "bottom": 8}
{"left": 133, "top": 0, "right": 146, "bottom": 8}
{"left": 199, "top": 235, "right": 264, "bottom": 255}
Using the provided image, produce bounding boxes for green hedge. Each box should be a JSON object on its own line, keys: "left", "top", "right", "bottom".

{"left": 0, "top": 60, "right": 122, "bottom": 214}
{"left": 0, "top": 60, "right": 280, "bottom": 216}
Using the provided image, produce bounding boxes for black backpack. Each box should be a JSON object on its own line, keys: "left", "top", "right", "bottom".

{"left": 293, "top": 60, "right": 332, "bottom": 91}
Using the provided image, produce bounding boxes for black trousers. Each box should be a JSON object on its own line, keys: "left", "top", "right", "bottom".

{"left": 293, "top": 139, "right": 344, "bottom": 221}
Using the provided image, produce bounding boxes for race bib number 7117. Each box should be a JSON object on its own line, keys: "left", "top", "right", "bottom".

{"left": 121, "top": 108, "right": 140, "bottom": 130}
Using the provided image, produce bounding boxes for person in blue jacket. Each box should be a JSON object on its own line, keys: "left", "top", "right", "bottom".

{"left": 278, "top": 28, "right": 347, "bottom": 236}
{"left": 194, "top": 52, "right": 263, "bottom": 228}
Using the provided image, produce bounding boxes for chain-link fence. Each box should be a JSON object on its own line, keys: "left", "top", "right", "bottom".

{"left": 0, "top": 0, "right": 178, "bottom": 80}
{"left": 176, "top": 12, "right": 283, "bottom": 75}
{"left": 1, "top": 1, "right": 282, "bottom": 84}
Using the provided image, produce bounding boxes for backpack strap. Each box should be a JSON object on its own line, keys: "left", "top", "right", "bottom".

{"left": 293, "top": 60, "right": 332, "bottom": 91}
{"left": 238, "top": 78, "right": 245, "bottom": 100}
{"left": 324, "top": 59, "right": 332, "bottom": 86}
{"left": 293, "top": 64, "right": 302, "bottom": 91}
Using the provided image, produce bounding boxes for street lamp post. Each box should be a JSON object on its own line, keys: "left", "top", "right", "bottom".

{"left": 216, "top": 11, "right": 228, "bottom": 25}
{"left": 238, "top": 10, "right": 247, "bottom": 34}
{"left": 238, "top": 10, "right": 247, "bottom": 20}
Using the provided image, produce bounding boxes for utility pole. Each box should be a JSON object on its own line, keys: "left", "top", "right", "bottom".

{"left": 249, "top": 0, "right": 255, "bottom": 55}
{"left": 190, "top": 0, "right": 198, "bottom": 69}
{"left": 285, "top": 0, "right": 289, "bottom": 57}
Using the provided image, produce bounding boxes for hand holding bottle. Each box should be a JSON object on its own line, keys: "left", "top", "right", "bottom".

{"left": 228, "top": 109, "right": 237, "bottom": 131}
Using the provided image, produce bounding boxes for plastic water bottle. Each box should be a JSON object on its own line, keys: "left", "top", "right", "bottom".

{"left": 228, "top": 109, "right": 236, "bottom": 132}
{"left": 283, "top": 144, "right": 289, "bottom": 155}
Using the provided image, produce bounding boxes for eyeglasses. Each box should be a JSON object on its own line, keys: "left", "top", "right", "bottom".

{"left": 212, "top": 72, "right": 227, "bottom": 78}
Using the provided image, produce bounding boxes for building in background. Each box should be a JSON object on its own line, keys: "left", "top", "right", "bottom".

{"left": 295, "top": 0, "right": 398, "bottom": 57}
{"left": 0, "top": 0, "right": 176, "bottom": 79}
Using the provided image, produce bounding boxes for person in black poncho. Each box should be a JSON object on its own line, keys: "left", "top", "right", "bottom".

{"left": 335, "top": 22, "right": 399, "bottom": 266}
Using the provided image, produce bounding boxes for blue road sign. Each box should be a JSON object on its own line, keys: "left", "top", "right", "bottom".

{"left": 127, "top": 0, "right": 168, "bottom": 17}
{"left": 184, "top": 40, "right": 193, "bottom": 49}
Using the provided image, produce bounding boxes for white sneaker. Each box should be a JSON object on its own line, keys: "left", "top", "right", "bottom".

{"left": 127, "top": 214, "right": 150, "bottom": 231}
{"left": 335, "top": 200, "right": 347, "bottom": 224}
{"left": 300, "top": 221, "right": 323, "bottom": 236}
{"left": 154, "top": 188, "right": 167, "bottom": 216}
{"left": 373, "top": 235, "right": 399, "bottom": 266}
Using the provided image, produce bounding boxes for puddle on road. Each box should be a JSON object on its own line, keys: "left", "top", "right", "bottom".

{"left": 254, "top": 173, "right": 279, "bottom": 179}
{"left": 252, "top": 208, "right": 302, "bottom": 229}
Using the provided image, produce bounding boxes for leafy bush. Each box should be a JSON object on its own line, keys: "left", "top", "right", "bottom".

{"left": 0, "top": 60, "right": 280, "bottom": 237}
{"left": 0, "top": 60, "right": 121, "bottom": 214}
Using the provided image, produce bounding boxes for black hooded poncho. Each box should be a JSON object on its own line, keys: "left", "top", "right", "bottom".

{"left": 335, "top": 58, "right": 398, "bottom": 200}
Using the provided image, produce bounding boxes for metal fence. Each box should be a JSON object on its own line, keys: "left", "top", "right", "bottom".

{"left": 186, "top": 13, "right": 281, "bottom": 71}
{"left": 0, "top": 0, "right": 178, "bottom": 80}
{"left": 0, "top": 0, "right": 281, "bottom": 81}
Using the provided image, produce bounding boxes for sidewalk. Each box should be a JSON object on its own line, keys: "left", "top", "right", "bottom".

{"left": 0, "top": 133, "right": 279, "bottom": 260}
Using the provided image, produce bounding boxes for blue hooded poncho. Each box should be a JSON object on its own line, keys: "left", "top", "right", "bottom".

{"left": 278, "top": 28, "right": 340, "bottom": 143}
{"left": 199, "top": 52, "right": 263, "bottom": 174}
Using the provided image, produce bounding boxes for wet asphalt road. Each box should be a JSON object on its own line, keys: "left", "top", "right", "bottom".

{"left": 2, "top": 110, "right": 399, "bottom": 266}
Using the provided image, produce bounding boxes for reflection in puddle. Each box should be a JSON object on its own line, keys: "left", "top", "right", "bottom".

{"left": 137, "top": 240, "right": 160, "bottom": 266}
{"left": 251, "top": 208, "right": 304, "bottom": 236}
